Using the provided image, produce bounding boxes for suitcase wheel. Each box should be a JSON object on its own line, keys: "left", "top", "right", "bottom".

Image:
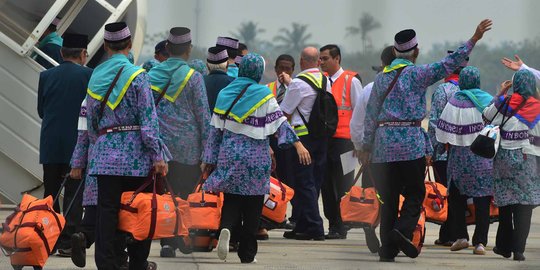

{"left": 12, "top": 265, "right": 23, "bottom": 270}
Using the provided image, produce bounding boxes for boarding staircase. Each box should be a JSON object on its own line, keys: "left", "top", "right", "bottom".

{"left": 0, "top": 0, "right": 146, "bottom": 205}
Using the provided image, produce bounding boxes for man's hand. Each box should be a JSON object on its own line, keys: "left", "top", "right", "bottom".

{"left": 153, "top": 160, "right": 168, "bottom": 176}
{"left": 501, "top": 54, "right": 524, "bottom": 71}
{"left": 278, "top": 72, "right": 292, "bottom": 86}
{"left": 498, "top": 80, "right": 512, "bottom": 96}
{"left": 359, "top": 151, "right": 371, "bottom": 166}
{"left": 294, "top": 141, "right": 312, "bottom": 165}
{"left": 471, "top": 19, "right": 493, "bottom": 43}
{"left": 70, "top": 168, "right": 83, "bottom": 180}
{"left": 426, "top": 155, "right": 433, "bottom": 166}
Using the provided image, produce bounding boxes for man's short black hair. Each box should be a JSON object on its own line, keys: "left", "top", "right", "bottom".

{"left": 275, "top": 54, "right": 295, "bottom": 67}
{"left": 238, "top": 42, "right": 248, "bottom": 52}
{"left": 61, "top": 47, "right": 84, "bottom": 59}
{"left": 166, "top": 42, "right": 190, "bottom": 56}
{"left": 105, "top": 39, "right": 131, "bottom": 51}
{"left": 320, "top": 44, "right": 341, "bottom": 60}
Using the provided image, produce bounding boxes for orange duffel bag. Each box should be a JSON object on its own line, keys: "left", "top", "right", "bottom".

{"left": 398, "top": 196, "right": 426, "bottom": 255}
{"left": 187, "top": 178, "right": 223, "bottom": 252}
{"left": 423, "top": 167, "right": 448, "bottom": 224}
{"left": 465, "top": 197, "right": 499, "bottom": 225}
{"left": 0, "top": 194, "right": 65, "bottom": 269}
{"left": 261, "top": 177, "right": 294, "bottom": 229}
{"left": 118, "top": 175, "right": 191, "bottom": 241}
{"left": 340, "top": 165, "right": 382, "bottom": 229}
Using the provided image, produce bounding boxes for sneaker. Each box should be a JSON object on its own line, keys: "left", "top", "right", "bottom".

{"left": 160, "top": 245, "right": 176, "bottom": 258}
{"left": 473, "top": 244, "right": 486, "bottom": 255}
{"left": 70, "top": 232, "right": 86, "bottom": 267}
{"left": 217, "top": 228, "right": 230, "bottom": 260}
{"left": 450, "top": 238, "right": 469, "bottom": 251}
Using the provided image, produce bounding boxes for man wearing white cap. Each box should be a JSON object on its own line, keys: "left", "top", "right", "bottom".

{"left": 35, "top": 16, "right": 63, "bottom": 69}
{"left": 204, "top": 46, "right": 234, "bottom": 111}
{"left": 83, "top": 21, "right": 170, "bottom": 270}
{"left": 359, "top": 20, "right": 492, "bottom": 262}
{"left": 216, "top": 36, "right": 240, "bottom": 77}
{"left": 148, "top": 27, "right": 211, "bottom": 258}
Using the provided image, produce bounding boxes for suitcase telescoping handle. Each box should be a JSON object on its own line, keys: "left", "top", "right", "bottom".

{"left": 52, "top": 174, "right": 86, "bottom": 217}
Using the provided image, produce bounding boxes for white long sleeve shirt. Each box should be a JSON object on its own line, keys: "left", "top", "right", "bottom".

{"left": 350, "top": 82, "right": 373, "bottom": 149}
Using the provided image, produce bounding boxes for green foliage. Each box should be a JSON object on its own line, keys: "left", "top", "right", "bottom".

{"left": 273, "top": 22, "right": 316, "bottom": 56}
{"left": 230, "top": 21, "right": 265, "bottom": 50}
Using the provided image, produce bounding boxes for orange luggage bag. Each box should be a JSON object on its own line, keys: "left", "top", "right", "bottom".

{"left": 187, "top": 178, "right": 223, "bottom": 252}
{"left": 341, "top": 165, "right": 382, "bottom": 228}
{"left": 465, "top": 197, "right": 499, "bottom": 225}
{"left": 423, "top": 167, "right": 448, "bottom": 224}
{"left": 261, "top": 177, "right": 294, "bottom": 229}
{"left": 118, "top": 175, "right": 191, "bottom": 241}
{"left": 399, "top": 196, "right": 427, "bottom": 255}
{"left": 0, "top": 194, "right": 65, "bottom": 270}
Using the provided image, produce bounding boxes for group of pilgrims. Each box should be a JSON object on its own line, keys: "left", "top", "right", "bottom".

{"left": 33, "top": 17, "right": 540, "bottom": 269}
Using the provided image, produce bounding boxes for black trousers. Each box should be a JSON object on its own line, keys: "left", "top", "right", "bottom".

{"left": 219, "top": 193, "right": 264, "bottom": 263}
{"left": 96, "top": 175, "right": 152, "bottom": 270}
{"left": 433, "top": 161, "right": 452, "bottom": 242}
{"left": 43, "top": 164, "right": 83, "bottom": 249}
{"left": 496, "top": 204, "right": 534, "bottom": 254}
{"left": 447, "top": 181, "right": 491, "bottom": 245}
{"left": 321, "top": 138, "right": 355, "bottom": 234}
{"left": 160, "top": 161, "right": 201, "bottom": 248}
{"left": 270, "top": 136, "right": 296, "bottom": 222}
{"left": 371, "top": 158, "right": 426, "bottom": 258}
{"left": 289, "top": 134, "right": 327, "bottom": 237}
{"left": 80, "top": 206, "right": 97, "bottom": 248}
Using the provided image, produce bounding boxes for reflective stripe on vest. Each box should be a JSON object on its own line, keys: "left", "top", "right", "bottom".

{"left": 293, "top": 125, "right": 309, "bottom": 136}
{"left": 267, "top": 81, "right": 278, "bottom": 97}
{"left": 331, "top": 70, "right": 356, "bottom": 139}
{"left": 298, "top": 72, "right": 324, "bottom": 89}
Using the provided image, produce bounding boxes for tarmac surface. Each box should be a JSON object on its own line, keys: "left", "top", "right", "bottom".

{"left": 0, "top": 206, "right": 538, "bottom": 270}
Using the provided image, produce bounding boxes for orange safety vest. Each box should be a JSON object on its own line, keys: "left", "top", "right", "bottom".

{"left": 267, "top": 81, "right": 278, "bottom": 97}
{"left": 329, "top": 70, "right": 357, "bottom": 139}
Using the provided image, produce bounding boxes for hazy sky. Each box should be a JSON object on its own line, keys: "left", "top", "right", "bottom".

{"left": 143, "top": 0, "right": 540, "bottom": 57}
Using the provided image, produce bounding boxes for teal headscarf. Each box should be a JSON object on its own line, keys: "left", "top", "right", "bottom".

{"left": 189, "top": 59, "right": 208, "bottom": 76}
{"left": 455, "top": 66, "right": 493, "bottom": 112}
{"left": 214, "top": 53, "right": 273, "bottom": 122}
{"left": 38, "top": 32, "right": 63, "bottom": 48}
{"left": 513, "top": 69, "right": 536, "bottom": 99}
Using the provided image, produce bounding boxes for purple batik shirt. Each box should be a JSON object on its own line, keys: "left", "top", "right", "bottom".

{"left": 153, "top": 72, "right": 210, "bottom": 165}
{"left": 84, "top": 73, "right": 171, "bottom": 176}
{"left": 362, "top": 40, "right": 475, "bottom": 163}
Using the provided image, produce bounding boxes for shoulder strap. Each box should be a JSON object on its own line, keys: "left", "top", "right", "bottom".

{"left": 221, "top": 84, "right": 252, "bottom": 120}
{"left": 155, "top": 80, "right": 172, "bottom": 106}
{"left": 382, "top": 67, "right": 405, "bottom": 101}
{"left": 500, "top": 97, "right": 527, "bottom": 128}
{"left": 296, "top": 73, "right": 328, "bottom": 126}
{"left": 99, "top": 66, "right": 124, "bottom": 120}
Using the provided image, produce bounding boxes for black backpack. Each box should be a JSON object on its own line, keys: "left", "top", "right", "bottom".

{"left": 296, "top": 73, "right": 338, "bottom": 138}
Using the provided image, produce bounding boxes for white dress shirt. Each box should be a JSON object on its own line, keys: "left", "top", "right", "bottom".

{"left": 329, "top": 67, "right": 363, "bottom": 109}
{"left": 280, "top": 68, "right": 332, "bottom": 126}
{"left": 350, "top": 82, "right": 373, "bottom": 149}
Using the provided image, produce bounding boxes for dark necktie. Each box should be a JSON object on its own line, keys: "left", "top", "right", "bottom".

{"left": 276, "top": 84, "right": 286, "bottom": 104}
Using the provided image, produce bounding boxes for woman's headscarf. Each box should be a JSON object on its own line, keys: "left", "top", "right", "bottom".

{"left": 513, "top": 69, "right": 536, "bottom": 99}
{"left": 455, "top": 66, "right": 493, "bottom": 112}
{"left": 188, "top": 59, "right": 209, "bottom": 76}
{"left": 238, "top": 53, "right": 265, "bottom": 83}
{"left": 459, "top": 66, "right": 480, "bottom": 90}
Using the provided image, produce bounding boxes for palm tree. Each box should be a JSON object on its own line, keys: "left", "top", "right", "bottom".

{"left": 231, "top": 21, "right": 265, "bottom": 48}
{"left": 346, "top": 13, "right": 381, "bottom": 53}
{"left": 274, "top": 23, "right": 314, "bottom": 55}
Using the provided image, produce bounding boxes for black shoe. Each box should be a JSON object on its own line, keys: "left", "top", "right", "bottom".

{"left": 57, "top": 248, "right": 72, "bottom": 257}
{"left": 390, "top": 229, "right": 419, "bottom": 258}
{"left": 70, "top": 232, "right": 86, "bottom": 267}
{"left": 493, "top": 246, "right": 511, "bottom": 258}
{"left": 294, "top": 233, "right": 325, "bottom": 241}
{"left": 513, "top": 252, "right": 525, "bottom": 261}
{"left": 283, "top": 231, "right": 297, "bottom": 239}
{"left": 379, "top": 257, "right": 395, "bottom": 262}
{"left": 325, "top": 231, "right": 346, "bottom": 239}
{"left": 434, "top": 239, "right": 454, "bottom": 246}
{"left": 160, "top": 245, "right": 176, "bottom": 258}
{"left": 364, "top": 227, "right": 380, "bottom": 254}
{"left": 283, "top": 221, "right": 296, "bottom": 230}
